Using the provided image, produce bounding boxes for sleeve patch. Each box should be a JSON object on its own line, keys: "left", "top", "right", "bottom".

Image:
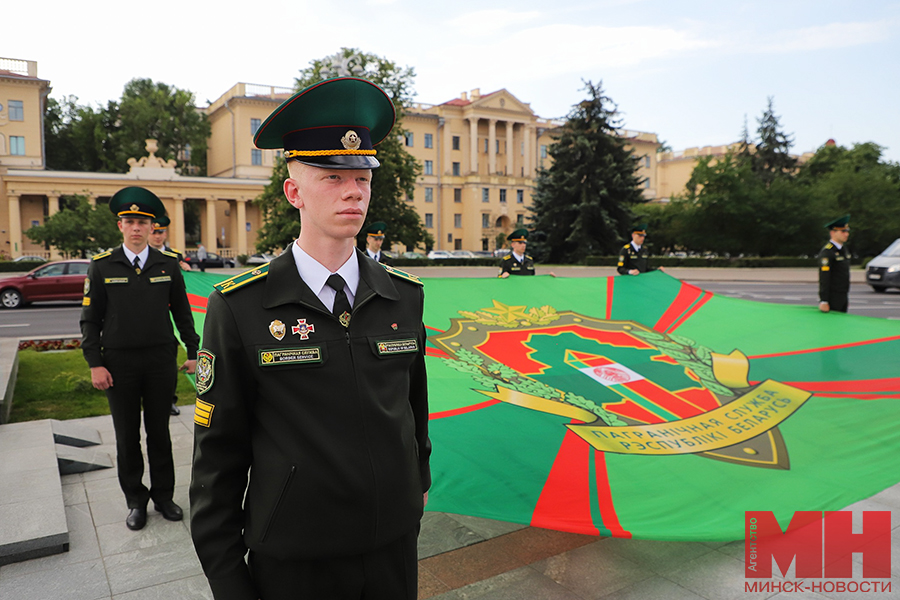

{"left": 195, "top": 350, "right": 215, "bottom": 394}
{"left": 82, "top": 297, "right": 91, "bottom": 306}
{"left": 194, "top": 398, "right": 215, "bottom": 427}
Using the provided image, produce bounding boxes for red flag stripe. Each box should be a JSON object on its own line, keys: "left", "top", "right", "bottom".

{"left": 594, "top": 451, "right": 631, "bottom": 538}
{"left": 665, "top": 291, "right": 714, "bottom": 334}
{"left": 606, "top": 276, "right": 615, "bottom": 320}
{"left": 748, "top": 334, "right": 900, "bottom": 359}
{"left": 428, "top": 399, "right": 500, "bottom": 420}
{"left": 425, "top": 348, "right": 450, "bottom": 359}
{"left": 530, "top": 428, "right": 600, "bottom": 535}
{"left": 652, "top": 283, "right": 705, "bottom": 332}
{"left": 752, "top": 377, "right": 900, "bottom": 394}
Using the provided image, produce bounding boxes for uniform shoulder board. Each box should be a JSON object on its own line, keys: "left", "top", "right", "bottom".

{"left": 169, "top": 247, "right": 182, "bottom": 253}
{"left": 525, "top": 255, "right": 533, "bottom": 260}
{"left": 502, "top": 255, "right": 512, "bottom": 261}
{"left": 622, "top": 244, "right": 631, "bottom": 250}
{"left": 92, "top": 250, "right": 112, "bottom": 261}
{"left": 381, "top": 263, "right": 422, "bottom": 286}
{"left": 825, "top": 243, "right": 834, "bottom": 250}
{"left": 161, "top": 249, "right": 179, "bottom": 259}
{"left": 215, "top": 264, "right": 269, "bottom": 295}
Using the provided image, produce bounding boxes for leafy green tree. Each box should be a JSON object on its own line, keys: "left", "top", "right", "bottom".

{"left": 253, "top": 156, "right": 294, "bottom": 253}
{"left": 529, "top": 80, "right": 645, "bottom": 262}
{"left": 42, "top": 80, "right": 209, "bottom": 175}
{"left": 752, "top": 97, "right": 797, "bottom": 186}
{"left": 25, "top": 195, "right": 121, "bottom": 258}
{"left": 798, "top": 142, "right": 900, "bottom": 257}
{"left": 111, "top": 79, "right": 210, "bottom": 175}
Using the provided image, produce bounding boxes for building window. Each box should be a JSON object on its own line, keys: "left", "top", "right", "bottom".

{"left": 452, "top": 162, "right": 460, "bottom": 176}
{"left": 517, "top": 189, "right": 524, "bottom": 204}
{"left": 454, "top": 188, "right": 462, "bottom": 203}
{"left": 251, "top": 149, "right": 262, "bottom": 166}
{"left": 454, "top": 239, "right": 462, "bottom": 250}
{"left": 517, "top": 214, "right": 524, "bottom": 226}
{"left": 540, "top": 145, "right": 548, "bottom": 159}
{"left": 452, "top": 136, "right": 460, "bottom": 150}
{"left": 251, "top": 118, "right": 261, "bottom": 136}
{"left": 10, "top": 136, "right": 25, "bottom": 155}
{"left": 482, "top": 188, "right": 489, "bottom": 203}
{"left": 482, "top": 214, "right": 490, "bottom": 228}
{"left": 496, "top": 139, "right": 501, "bottom": 154}
{"left": 483, "top": 138, "right": 488, "bottom": 153}
{"left": 448, "top": 234, "right": 454, "bottom": 243}
{"left": 425, "top": 187, "right": 434, "bottom": 202}
{"left": 424, "top": 160, "right": 433, "bottom": 175}
{"left": 521, "top": 142, "right": 525, "bottom": 156}
{"left": 454, "top": 214, "right": 462, "bottom": 228}
{"left": 405, "top": 132, "right": 414, "bottom": 147}
{"left": 644, "top": 179, "right": 651, "bottom": 188}
{"left": 644, "top": 155, "right": 651, "bottom": 168}
{"left": 424, "top": 133, "right": 433, "bottom": 149}
{"left": 499, "top": 189, "right": 507, "bottom": 203}
{"left": 425, "top": 213, "right": 433, "bottom": 228}
{"left": 482, "top": 238, "right": 489, "bottom": 251}
{"left": 9, "top": 100, "right": 24, "bottom": 121}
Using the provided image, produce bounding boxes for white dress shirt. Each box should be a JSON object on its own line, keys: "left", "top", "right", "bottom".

{"left": 291, "top": 242, "right": 360, "bottom": 312}
{"left": 122, "top": 245, "right": 150, "bottom": 270}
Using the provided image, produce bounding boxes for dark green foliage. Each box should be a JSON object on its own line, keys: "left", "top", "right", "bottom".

{"left": 529, "top": 81, "right": 646, "bottom": 263}
{"left": 43, "top": 79, "right": 210, "bottom": 175}
{"left": 253, "top": 156, "right": 295, "bottom": 253}
{"left": 25, "top": 195, "right": 121, "bottom": 257}
{"left": 751, "top": 98, "right": 797, "bottom": 186}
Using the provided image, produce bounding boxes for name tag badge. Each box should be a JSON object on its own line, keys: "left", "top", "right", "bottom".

{"left": 104, "top": 277, "right": 129, "bottom": 284}
{"left": 376, "top": 339, "right": 418, "bottom": 356}
{"left": 259, "top": 347, "right": 322, "bottom": 366}
{"left": 149, "top": 276, "right": 172, "bottom": 283}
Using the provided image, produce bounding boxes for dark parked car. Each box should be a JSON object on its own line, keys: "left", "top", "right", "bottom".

{"left": 184, "top": 251, "right": 235, "bottom": 269}
{"left": 0, "top": 260, "right": 90, "bottom": 308}
{"left": 866, "top": 238, "right": 900, "bottom": 292}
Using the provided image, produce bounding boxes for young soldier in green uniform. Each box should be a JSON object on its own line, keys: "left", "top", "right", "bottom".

{"left": 617, "top": 223, "right": 663, "bottom": 275}
{"left": 817, "top": 215, "right": 851, "bottom": 313}
{"left": 149, "top": 215, "right": 191, "bottom": 417}
{"left": 81, "top": 187, "right": 199, "bottom": 530}
{"left": 498, "top": 228, "right": 535, "bottom": 277}
{"left": 190, "top": 78, "right": 431, "bottom": 600}
{"left": 363, "top": 221, "right": 393, "bottom": 266}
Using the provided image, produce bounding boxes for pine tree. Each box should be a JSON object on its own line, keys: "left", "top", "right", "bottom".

{"left": 530, "top": 81, "right": 645, "bottom": 262}
{"left": 753, "top": 97, "right": 797, "bottom": 186}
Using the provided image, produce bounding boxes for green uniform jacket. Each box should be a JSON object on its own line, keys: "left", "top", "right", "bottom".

{"left": 190, "top": 250, "right": 431, "bottom": 600}
{"left": 617, "top": 243, "right": 655, "bottom": 275}
{"left": 80, "top": 246, "right": 199, "bottom": 367}
{"left": 817, "top": 241, "right": 851, "bottom": 304}
{"left": 499, "top": 253, "right": 535, "bottom": 276}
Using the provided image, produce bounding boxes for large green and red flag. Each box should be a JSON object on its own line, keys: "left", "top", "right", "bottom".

{"left": 183, "top": 270, "right": 900, "bottom": 541}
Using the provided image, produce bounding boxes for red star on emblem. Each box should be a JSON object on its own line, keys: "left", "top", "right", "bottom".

{"left": 292, "top": 319, "right": 315, "bottom": 340}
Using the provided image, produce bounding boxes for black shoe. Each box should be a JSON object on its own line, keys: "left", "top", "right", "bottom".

{"left": 153, "top": 500, "right": 184, "bottom": 521}
{"left": 126, "top": 507, "right": 147, "bottom": 530}
{"left": 170, "top": 404, "right": 181, "bottom": 416}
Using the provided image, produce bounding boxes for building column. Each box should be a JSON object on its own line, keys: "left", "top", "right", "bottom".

{"left": 87, "top": 195, "right": 96, "bottom": 207}
{"left": 468, "top": 117, "right": 479, "bottom": 174}
{"left": 506, "top": 122, "right": 515, "bottom": 176}
{"left": 524, "top": 125, "right": 534, "bottom": 179}
{"left": 173, "top": 197, "right": 186, "bottom": 252}
{"left": 488, "top": 119, "right": 497, "bottom": 175}
{"left": 47, "top": 194, "right": 60, "bottom": 217}
{"left": 204, "top": 197, "right": 218, "bottom": 253}
{"left": 236, "top": 198, "right": 248, "bottom": 256}
{"left": 8, "top": 194, "right": 22, "bottom": 258}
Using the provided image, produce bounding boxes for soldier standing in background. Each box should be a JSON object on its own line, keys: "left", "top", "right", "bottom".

{"left": 817, "top": 215, "right": 851, "bottom": 313}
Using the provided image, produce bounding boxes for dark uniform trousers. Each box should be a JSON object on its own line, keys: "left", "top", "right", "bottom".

{"left": 105, "top": 344, "right": 177, "bottom": 508}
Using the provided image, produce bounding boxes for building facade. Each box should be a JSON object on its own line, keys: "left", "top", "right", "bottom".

{"left": 1, "top": 56, "right": 666, "bottom": 259}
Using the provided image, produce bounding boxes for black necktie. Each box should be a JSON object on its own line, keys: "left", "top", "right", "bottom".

{"left": 326, "top": 274, "right": 352, "bottom": 327}
{"left": 133, "top": 256, "right": 141, "bottom": 275}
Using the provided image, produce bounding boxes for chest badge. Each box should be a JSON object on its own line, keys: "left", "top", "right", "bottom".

{"left": 339, "top": 312, "right": 352, "bottom": 328}
{"left": 292, "top": 318, "right": 316, "bottom": 340}
{"left": 391, "top": 323, "right": 398, "bottom": 330}
{"left": 269, "top": 319, "right": 286, "bottom": 341}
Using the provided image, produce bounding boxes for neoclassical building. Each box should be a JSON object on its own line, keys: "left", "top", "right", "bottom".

{"left": 1, "top": 55, "right": 663, "bottom": 259}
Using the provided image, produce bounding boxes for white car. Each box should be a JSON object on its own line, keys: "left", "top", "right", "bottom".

{"left": 449, "top": 250, "right": 477, "bottom": 258}
{"left": 246, "top": 253, "right": 276, "bottom": 265}
{"left": 427, "top": 250, "right": 452, "bottom": 259}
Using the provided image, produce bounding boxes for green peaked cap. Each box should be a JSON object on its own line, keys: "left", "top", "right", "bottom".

{"left": 507, "top": 228, "right": 528, "bottom": 242}
{"left": 365, "top": 222, "right": 387, "bottom": 236}
{"left": 253, "top": 77, "right": 396, "bottom": 170}
{"left": 824, "top": 214, "right": 850, "bottom": 229}
{"left": 109, "top": 187, "right": 165, "bottom": 219}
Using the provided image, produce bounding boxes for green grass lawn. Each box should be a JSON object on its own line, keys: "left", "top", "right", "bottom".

{"left": 9, "top": 347, "right": 197, "bottom": 422}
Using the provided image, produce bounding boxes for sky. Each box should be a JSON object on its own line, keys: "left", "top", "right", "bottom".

{"left": 6, "top": 0, "right": 900, "bottom": 161}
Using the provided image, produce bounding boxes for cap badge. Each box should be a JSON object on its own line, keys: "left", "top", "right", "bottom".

{"left": 269, "top": 319, "right": 286, "bottom": 341}
{"left": 130, "top": 204, "right": 139, "bottom": 212}
{"left": 292, "top": 318, "right": 315, "bottom": 340}
{"left": 341, "top": 130, "right": 362, "bottom": 151}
